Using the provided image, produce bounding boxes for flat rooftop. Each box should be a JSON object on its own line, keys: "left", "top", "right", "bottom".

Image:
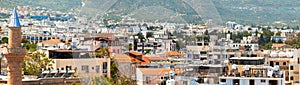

{"left": 219, "top": 76, "right": 284, "bottom": 80}
{"left": 230, "top": 57, "right": 264, "bottom": 60}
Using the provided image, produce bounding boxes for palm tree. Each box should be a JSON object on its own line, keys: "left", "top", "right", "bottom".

{"left": 95, "top": 46, "right": 110, "bottom": 58}
{"left": 22, "top": 52, "right": 54, "bottom": 76}
{"left": 0, "top": 56, "right": 2, "bottom": 75}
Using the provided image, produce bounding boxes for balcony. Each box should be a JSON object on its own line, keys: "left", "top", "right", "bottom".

{"left": 280, "top": 66, "right": 289, "bottom": 70}
{"left": 292, "top": 71, "right": 299, "bottom": 74}
{"left": 3, "top": 47, "right": 26, "bottom": 55}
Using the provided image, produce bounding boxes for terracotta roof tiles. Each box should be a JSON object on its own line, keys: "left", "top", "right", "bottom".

{"left": 39, "top": 39, "right": 63, "bottom": 44}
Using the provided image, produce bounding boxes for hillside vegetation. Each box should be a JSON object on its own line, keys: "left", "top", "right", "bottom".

{"left": 1, "top": 0, "right": 300, "bottom": 26}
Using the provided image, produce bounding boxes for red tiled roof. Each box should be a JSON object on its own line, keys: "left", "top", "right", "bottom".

{"left": 138, "top": 68, "right": 180, "bottom": 76}
{"left": 39, "top": 39, "right": 63, "bottom": 44}
{"left": 272, "top": 44, "right": 287, "bottom": 48}
{"left": 144, "top": 56, "right": 168, "bottom": 61}
{"left": 114, "top": 54, "right": 132, "bottom": 62}
{"left": 129, "top": 51, "right": 142, "bottom": 56}
{"left": 164, "top": 51, "right": 181, "bottom": 56}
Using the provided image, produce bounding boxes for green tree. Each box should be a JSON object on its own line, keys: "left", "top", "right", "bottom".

{"left": 258, "top": 28, "right": 274, "bottom": 47}
{"left": 204, "top": 30, "right": 210, "bottom": 42}
{"left": 275, "top": 32, "right": 281, "bottom": 36}
{"left": 277, "top": 39, "right": 283, "bottom": 43}
{"left": 267, "top": 26, "right": 271, "bottom": 29}
{"left": 22, "top": 40, "right": 37, "bottom": 52}
{"left": 146, "top": 26, "right": 155, "bottom": 30}
{"left": 241, "top": 31, "right": 252, "bottom": 37}
{"left": 92, "top": 59, "right": 136, "bottom": 85}
{"left": 92, "top": 76, "right": 112, "bottom": 85}
{"left": 144, "top": 49, "right": 151, "bottom": 54}
{"left": 258, "top": 35, "right": 265, "bottom": 45}
{"left": 1, "top": 37, "right": 8, "bottom": 44}
{"left": 255, "top": 30, "right": 259, "bottom": 35}
{"left": 125, "top": 43, "right": 133, "bottom": 51}
{"left": 22, "top": 52, "right": 54, "bottom": 76}
{"left": 136, "top": 32, "right": 145, "bottom": 40}
{"left": 146, "top": 32, "right": 153, "bottom": 38}
{"left": 287, "top": 26, "right": 290, "bottom": 29}
{"left": 95, "top": 47, "right": 109, "bottom": 58}
{"left": 262, "top": 42, "right": 273, "bottom": 50}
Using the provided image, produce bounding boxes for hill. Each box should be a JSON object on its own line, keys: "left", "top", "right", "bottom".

{"left": 1, "top": 0, "right": 300, "bottom": 26}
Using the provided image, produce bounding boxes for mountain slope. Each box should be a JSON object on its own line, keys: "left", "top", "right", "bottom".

{"left": 2, "top": 0, "right": 300, "bottom": 26}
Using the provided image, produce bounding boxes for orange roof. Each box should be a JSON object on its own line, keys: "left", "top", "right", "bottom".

{"left": 159, "top": 69, "right": 181, "bottom": 76}
{"left": 131, "top": 58, "right": 141, "bottom": 63}
{"left": 129, "top": 51, "right": 142, "bottom": 56}
{"left": 164, "top": 51, "right": 182, "bottom": 56}
{"left": 114, "top": 52, "right": 148, "bottom": 64}
{"left": 40, "top": 39, "right": 63, "bottom": 44}
{"left": 144, "top": 56, "right": 168, "bottom": 61}
{"left": 272, "top": 44, "right": 287, "bottom": 48}
{"left": 138, "top": 68, "right": 167, "bottom": 76}
{"left": 142, "top": 56, "right": 150, "bottom": 64}
{"left": 138, "top": 68, "right": 180, "bottom": 76}
{"left": 114, "top": 54, "right": 132, "bottom": 62}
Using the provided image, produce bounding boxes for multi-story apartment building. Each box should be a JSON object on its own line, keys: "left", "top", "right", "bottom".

{"left": 48, "top": 49, "right": 111, "bottom": 82}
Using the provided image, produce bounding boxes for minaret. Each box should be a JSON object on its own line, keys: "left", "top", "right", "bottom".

{"left": 3, "top": 8, "right": 26, "bottom": 85}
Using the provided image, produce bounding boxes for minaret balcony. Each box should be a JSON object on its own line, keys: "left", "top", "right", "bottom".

{"left": 3, "top": 47, "right": 26, "bottom": 55}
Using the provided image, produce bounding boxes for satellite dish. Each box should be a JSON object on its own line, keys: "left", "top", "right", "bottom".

{"left": 244, "top": 65, "right": 250, "bottom": 70}
{"left": 169, "top": 70, "right": 175, "bottom": 76}
{"left": 274, "top": 65, "right": 280, "bottom": 71}
{"left": 232, "top": 64, "right": 237, "bottom": 70}
{"left": 267, "top": 70, "right": 273, "bottom": 77}
{"left": 164, "top": 72, "right": 168, "bottom": 77}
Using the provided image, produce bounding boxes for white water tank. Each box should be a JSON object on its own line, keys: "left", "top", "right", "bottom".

{"left": 166, "top": 79, "right": 175, "bottom": 85}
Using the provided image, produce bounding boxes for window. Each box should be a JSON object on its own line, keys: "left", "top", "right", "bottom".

{"left": 276, "top": 62, "right": 279, "bottom": 65}
{"left": 221, "top": 79, "right": 226, "bottom": 82}
{"left": 283, "top": 62, "right": 286, "bottom": 65}
{"left": 291, "top": 66, "right": 294, "bottom": 70}
{"left": 103, "top": 62, "right": 107, "bottom": 73}
{"left": 261, "top": 80, "right": 266, "bottom": 83}
{"left": 183, "top": 81, "right": 188, "bottom": 85}
{"left": 233, "top": 79, "right": 239, "bottom": 85}
{"left": 291, "top": 77, "right": 294, "bottom": 80}
{"left": 96, "top": 65, "right": 100, "bottom": 73}
{"left": 146, "top": 76, "right": 150, "bottom": 83}
{"left": 82, "top": 65, "right": 89, "bottom": 72}
{"left": 66, "top": 66, "right": 72, "bottom": 70}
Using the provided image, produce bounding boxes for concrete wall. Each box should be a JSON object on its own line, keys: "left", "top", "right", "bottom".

{"left": 53, "top": 58, "right": 110, "bottom": 78}
{"left": 220, "top": 78, "right": 285, "bottom": 85}
{"left": 136, "top": 68, "right": 143, "bottom": 85}
{"left": 0, "top": 78, "right": 82, "bottom": 85}
{"left": 117, "top": 62, "right": 136, "bottom": 80}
